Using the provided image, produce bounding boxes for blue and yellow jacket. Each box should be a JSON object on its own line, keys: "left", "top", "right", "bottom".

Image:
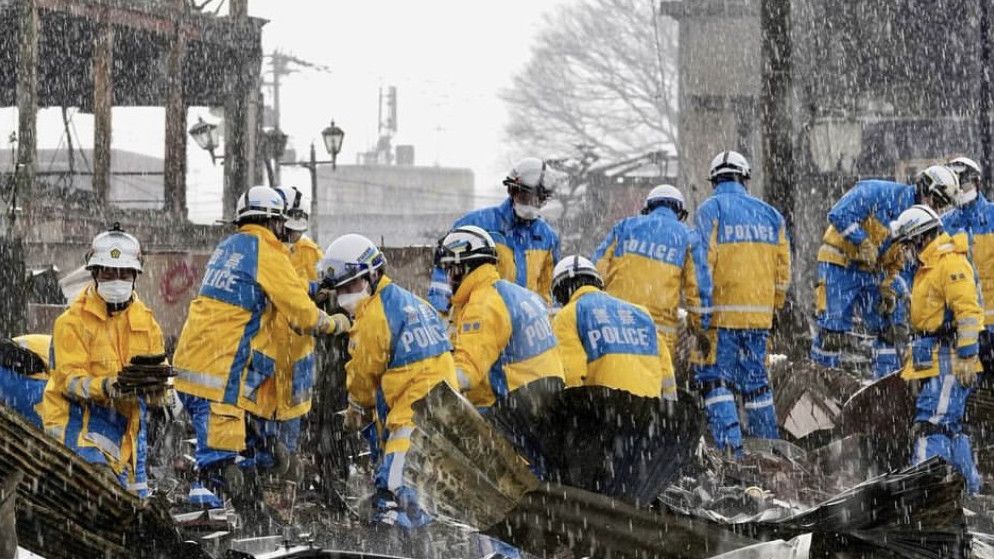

{"left": 428, "top": 198, "right": 561, "bottom": 313}
{"left": 943, "top": 194, "right": 994, "bottom": 329}
{"left": 346, "top": 276, "right": 456, "bottom": 454}
{"left": 241, "top": 235, "right": 324, "bottom": 421}
{"left": 693, "top": 181, "right": 791, "bottom": 329}
{"left": 42, "top": 287, "right": 163, "bottom": 478}
{"left": 0, "top": 334, "right": 51, "bottom": 428}
{"left": 818, "top": 180, "right": 914, "bottom": 269}
{"left": 592, "top": 206, "right": 712, "bottom": 349}
{"left": 552, "top": 286, "right": 675, "bottom": 399}
{"left": 173, "top": 224, "right": 322, "bottom": 405}
{"left": 450, "top": 263, "right": 565, "bottom": 407}
{"left": 901, "top": 232, "right": 984, "bottom": 380}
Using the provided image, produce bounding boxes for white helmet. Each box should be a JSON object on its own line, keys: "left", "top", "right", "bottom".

{"left": 85, "top": 224, "right": 143, "bottom": 273}
{"left": 709, "top": 150, "right": 751, "bottom": 182}
{"left": 235, "top": 185, "right": 287, "bottom": 223}
{"left": 914, "top": 165, "right": 962, "bottom": 209}
{"left": 435, "top": 225, "right": 498, "bottom": 267}
{"left": 275, "top": 185, "right": 310, "bottom": 232}
{"left": 643, "top": 184, "right": 688, "bottom": 219}
{"left": 890, "top": 204, "right": 942, "bottom": 243}
{"left": 551, "top": 255, "right": 603, "bottom": 305}
{"left": 947, "top": 156, "right": 981, "bottom": 205}
{"left": 318, "top": 234, "right": 385, "bottom": 288}
{"left": 502, "top": 157, "right": 557, "bottom": 201}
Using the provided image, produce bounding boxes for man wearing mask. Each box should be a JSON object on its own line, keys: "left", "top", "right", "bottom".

{"left": 428, "top": 157, "right": 561, "bottom": 313}
{"left": 43, "top": 225, "right": 168, "bottom": 495}
{"left": 319, "top": 233, "right": 456, "bottom": 530}
{"left": 172, "top": 185, "right": 349, "bottom": 503}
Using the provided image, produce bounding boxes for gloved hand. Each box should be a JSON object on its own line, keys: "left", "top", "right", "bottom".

{"left": 315, "top": 311, "right": 351, "bottom": 335}
{"left": 953, "top": 356, "right": 980, "bottom": 387}
{"left": 855, "top": 239, "right": 878, "bottom": 266}
{"left": 116, "top": 357, "right": 173, "bottom": 397}
{"left": 103, "top": 377, "right": 136, "bottom": 401}
{"left": 877, "top": 281, "right": 898, "bottom": 317}
{"left": 313, "top": 288, "right": 334, "bottom": 306}
{"left": 342, "top": 402, "right": 371, "bottom": 432}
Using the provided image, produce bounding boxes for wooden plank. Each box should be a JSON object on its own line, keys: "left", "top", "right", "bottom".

{"left": 163, "top": 1, "right": 187, "bottom": 217}
{"left": 14, "top": 0, "right": 38, "bottom": 230}
{"left": 92, "top": 18, "right": 113, "bottom": 205}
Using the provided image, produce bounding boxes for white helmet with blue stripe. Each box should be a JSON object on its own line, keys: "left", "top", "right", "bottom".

{"left": 318, "top": 234, "right": 385, "bottom": 288}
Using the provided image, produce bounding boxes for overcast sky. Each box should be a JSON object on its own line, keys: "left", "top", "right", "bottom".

{"left": 0, "top": 0, "right": 567, "bottom": 223}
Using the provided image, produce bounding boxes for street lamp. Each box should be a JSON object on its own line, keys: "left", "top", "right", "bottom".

{"left": 188, "top": 116, "right": 221, "bottom": 164}
{"left": 321, "top": 120, "right": 345, "bottom": 169}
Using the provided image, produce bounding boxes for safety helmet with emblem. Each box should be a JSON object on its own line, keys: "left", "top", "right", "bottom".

{"left": 890, "top": 204, "right": 942, "bottom": 244}
{"left": 946, "top": 156, "right": 981, "bottom": 206}
{"left": 318, "top": 234, "right": 386, "bottom": 289}
{"left": 436, "top": 225, "right": 498, "bottom": 268}
{"left": 85, "top": 222, "right": 143, "bottom": 273}
{"left": 914, "top": 165, "right": 961, "bottom": 210}
{"left": 235, "top": 185, "right": 287, "bottom": 224}
{"left": 275, "top": 185, "right": 310, "bottom": 232}
{"left": 643, "top": 184, "right": 688, "bottom": 221}
{"left": 551, "top": 255, "right": 603, "bottom": 306}
{"left": 502, "top": 157, "right": 557, "bottom": 203}
{"left": 709, "top": 150, "right": 751, "bottom": 183}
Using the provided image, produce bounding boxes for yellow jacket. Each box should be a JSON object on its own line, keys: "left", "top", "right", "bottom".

{"left": 592, "top": 207, "right": 712, "bottom": 352}
{"left": 242, "top": 235, "right": 324, "bottom": 420}
{"left": 346, "top": 276, "right": 457, "bottom": 453}
{"left": 42, "top": 287, "right": 164, "bottom": 475}
{"left": 694, "top": 181, "right": 791, "bottom": 329}
{"left": 173, "top": 224, "right": 321, "bottom": 405}
{"left": 552, "top": 285, "right": 675, "bottom": 398}
{"left": 901, "top": 232, "right": 984, "bottom": 380}
{"left": 450, "top": 264, "right": 565, "bottom": 407}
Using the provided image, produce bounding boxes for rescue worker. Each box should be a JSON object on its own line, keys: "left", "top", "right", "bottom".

{"left": 550, "top": 255, "right": 676, "bottom": 399}
{"left": 435, "top": 225, "right": 565, "bottom": 408}
{"left": 592, "top": 184, "right": 712, "bottom": 356}
{"left": 42, "top": 225, "right": 165, "bottom": 495}
{"left": 892, "top": 205, "right": 983, "bottom": 494}
{"left": 319, "top": 233, "right": 456, "bottom": 530}
{"left": 811, "top": 166, "right": 962, "bottom": 376}
{"left": 427, "top": 157, "right": 561, "bottom": 313}
{"left": 0, "top": 335, "right": 51, "bottom": 428}
{"left": 172, "top": 185, "right": 349, "bottom": 500}
{"left": 692, "top": 151, "right": 791, "bottom": 456}
{"left": 236, "top": 186, "right": 323, "bottom": 477}
{"left": 942, "top": 157, "right": 994, "bottom": 376}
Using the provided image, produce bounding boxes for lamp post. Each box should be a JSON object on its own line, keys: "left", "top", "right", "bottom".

{"left": 321, "top": 120, "right": 345, "bottom": 170}
{"left": 188, "top": 116, "right": 221, "bottom": 164}
{"left": 277, "top": 119, "right": 345, "bottom": 242}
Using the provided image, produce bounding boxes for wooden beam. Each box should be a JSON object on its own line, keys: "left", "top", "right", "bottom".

{"left": 223, "top": 0, "right": 252, "bottom": 219}
{"left": 14, "top": 0, "right": 38, "bottom": 232}
{"left": 164, "top": 0, "right": 187, "bottom": 218}
{"left": 92, "top": 18, "right": 113, "bottom": 206}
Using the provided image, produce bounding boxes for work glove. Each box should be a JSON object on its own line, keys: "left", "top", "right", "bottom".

{"left": 314, "top": 311, "right": 351, "bottom": 336}
{"left": 341, "top": 401, "right": 371, "bottom": 432}
{"left": 877, "top": 281, "right": 898, "bottom": 317}
{"left": 313, "top": 288, "right": 334, "bottom": 306}
{"left": 111, "top": 354, "right": 173, "bottom": 398}
{"left": 953, "top": 356, "right": 980, "bottom": 387}
{"left": 854, "top": 239, "right": 878, "bottom": 266}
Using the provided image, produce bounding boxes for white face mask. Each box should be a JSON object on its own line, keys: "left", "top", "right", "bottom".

{"left": 97, "top": 280, "right": 134, "bottom": 304}
{"left": 338, "top": 286, "right": 371, "bottom": 315}
{"left": 513, "top": 203, "right": 541, "bottom": 221}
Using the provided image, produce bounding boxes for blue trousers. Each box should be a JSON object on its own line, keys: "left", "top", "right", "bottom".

{"left": 695, "top": 329, "right": 779, "bottom": 455}
{"left": 371, "top": 427, "right": 431, "bottom": 530}
{"left": 812, "top": 262, "right": 907, "bottom": 378}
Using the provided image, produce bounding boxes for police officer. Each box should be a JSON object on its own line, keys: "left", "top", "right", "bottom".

{"left": 435, "top": 225, "right": 565, "bottom": 408}
{"left": 692, "top": 151, "right": 791, "bottom": 457}
{"left": 172, "top": 185, "right": 349, "bottom": 501}
{"left": 592, "top": 185, "right": 712, "bottom": 357}
{"left": 319, "top": 233, "right": 457, "bottom": 530}
{"left": 43, "top": 225, "right": 165, "bottom": 495}
{"left": 892, "top": 205, "right": 983, "bottom": 494}
{"left": 428, "top": 158, "right": 561, "bottom": 313}
{"left": 551, "top": 255, "right": 676, "bottom": 399}
{"left": 811, "top": 166, "right": 963, "bottom": 376}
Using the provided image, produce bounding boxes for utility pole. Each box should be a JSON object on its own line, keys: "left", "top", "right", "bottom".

{"left": 164, "top": 0, "right": 188, "bottom": 217}
{"left": 93, "top": 18, "right": 113, "bottom": 206}
{"left": 223, "top": 0, "right": 250, "bottom": 219}
{"left": 980, "top": 0, "right": 993, "bottom": 193}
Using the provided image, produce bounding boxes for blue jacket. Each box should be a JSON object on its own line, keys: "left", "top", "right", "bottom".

{"left": 429, "top": 198, "right": 560, "bottom": 313}
{"left": 819, "top": 180, "right": 914, "bottom": 268}
{"left": 943, "top": 194, "right": 994, "bottom": 328}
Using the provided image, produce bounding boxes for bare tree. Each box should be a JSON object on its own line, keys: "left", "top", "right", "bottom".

{"left": 502, "top": 0, "right": 678, "bottom": 160}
